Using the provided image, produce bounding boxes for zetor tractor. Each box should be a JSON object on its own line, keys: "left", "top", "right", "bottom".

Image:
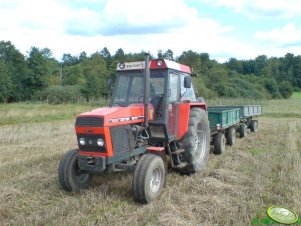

{"left": 58, "top": 54, "right": 210, "bottom": 203}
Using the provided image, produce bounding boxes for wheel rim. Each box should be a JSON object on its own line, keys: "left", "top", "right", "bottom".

{"left": 150, "top": 168, "right": 161, "bottom": 193}
{"left": 195, "top": 122, "right": 207, "bottom": 161}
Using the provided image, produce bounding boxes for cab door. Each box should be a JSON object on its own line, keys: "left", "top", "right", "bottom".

{"left": 168, "top": 73, "right": 180, "bottom": 138}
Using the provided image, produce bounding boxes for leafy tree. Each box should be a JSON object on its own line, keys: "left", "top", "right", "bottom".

{"left": 62, "top": 64, "right": 85, "bottom": 86}
{"left": 163, "top": 49, "right": 174, "bottom": 60}
{"left": 114, "top": 48, "right": 125, "bottom": 62}
{"left": 100, "top": 47, "right": 112, "bottom": 63}
{"left": 199, "top": 53, "right": 212, "bottom": 76}
{"left": 262, "top": 78, "right": 281, "bottom": 98}
{"left": 62, "top": 53, "right": 79, "bottom": 66}
{"left": 226, "top": 58, "right": 244, "bottom": 74}
{"left": 157, "top": 50, "right": 163, "bottom": 59}
{"left": 0, "top": 41, "right": 28, "bottom": 101}
{"left": 79, "top": 51, "right": 87, "bottom": 62}
{"left": 81, "top": 53, "right": 109, "bottom": 100}
{"left": 0, "top": 62, "right": 13, "bottom": 102}
{"left": 178, "top": 50, "right": 202, "bottom": 74}
{"left": 254, "top": 55, "right": 268, "bottom": 76}
{"left": 293, "top": 55, "right": 301, "bottom": 88}
{"left": 206, "top": 65, "right": 228, "bottom": 96}
{"left": 25, "top": 47, "right": 53, "bottom": 97}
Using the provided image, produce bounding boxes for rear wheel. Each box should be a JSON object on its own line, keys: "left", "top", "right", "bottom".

{"left": 227, "top": 126, "right": 236, "bottom": 146}
{"left": 250, "top": 120, "right": 258, "bottom": 132}
{"left": 58, "top": 150, "right": 93, "bottom": 192}
{"left": 179, "top": 108, "right": 210, "bottom": 174}
{"left": 133, "top": 153, "right": 165, "bottom": 203}
{"left": 239, "top": 124, "right": 247, "bottom": 138}
{"left": 213, "top": 133, "right": 226, "bottom": 155}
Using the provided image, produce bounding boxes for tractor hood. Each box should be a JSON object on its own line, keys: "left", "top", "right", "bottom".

{"left": 76, "top": 103, "right": 154, "bottom": 127}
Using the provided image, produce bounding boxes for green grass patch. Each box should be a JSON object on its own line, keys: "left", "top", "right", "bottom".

{"left": 262, "top": 112, "right": 301, "bottom": 118}
{"left": 250, "top": 148, "right": 263, "bottom": 156}
{"left": 292, "top": 92, "right": 301, "bottom": 99}
{"left": 206, "top": 98, "right": 265, "bottom": 106}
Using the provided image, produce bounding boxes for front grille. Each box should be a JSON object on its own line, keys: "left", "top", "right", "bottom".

{"left": 110, "top": 126, "right": 135, "bottom": 154}
{"left": 77, "top": 134, "right": 106, "bottom": 153}
{"left": 75, "top": 117, "right": 104, "bottom": 127}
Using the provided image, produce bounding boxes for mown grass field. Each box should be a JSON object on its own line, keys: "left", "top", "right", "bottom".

{"left": 0, "top": 94, "right": 301, "bottom": 225}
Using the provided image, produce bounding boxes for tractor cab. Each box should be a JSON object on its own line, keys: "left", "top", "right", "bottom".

{"left": 110, "top": 59, "right": 199, "bottom": 141}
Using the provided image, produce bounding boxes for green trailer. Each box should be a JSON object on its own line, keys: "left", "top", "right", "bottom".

{"left": 207, "top": 105, "right": 262, "bottom": 155}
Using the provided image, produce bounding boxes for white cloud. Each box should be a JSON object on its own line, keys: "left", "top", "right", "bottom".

{"left": 1, "top": 0, "right": 248, "bottom": 61}
{"left": 201, "top": 0, "right": 301, "bottom": 18}
{"left": 254, "top": 23, "right": 301, "bottom": 46}
{"left": 0, "top": 0, "right": 299, "bottom": 62}
{"left": 65, "top": 0, "right": 200, "bottom": 36}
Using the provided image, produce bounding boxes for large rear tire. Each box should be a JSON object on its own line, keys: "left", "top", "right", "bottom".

{"left": 179, "top": 108, "right": 210, "bottom": 174}
{"left": 133, "top": 153, "right": 165, "bottom": 203}
{"left": 58, "top": 150, "right": 93, "bottom": 192}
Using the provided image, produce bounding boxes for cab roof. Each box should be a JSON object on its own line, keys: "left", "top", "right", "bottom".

{"left": 116, "top": 59, "right": 192, "bottom": 74}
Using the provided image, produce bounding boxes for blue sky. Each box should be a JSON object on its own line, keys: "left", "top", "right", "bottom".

{"left": 0, "top": 0, "right": 301, "bottom": 62}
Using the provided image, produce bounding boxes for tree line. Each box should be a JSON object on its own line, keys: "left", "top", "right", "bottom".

{"left": 0, "top": 40, "right": 300, "bottom": 104}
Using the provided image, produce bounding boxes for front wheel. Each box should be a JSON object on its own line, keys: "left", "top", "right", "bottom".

{"left": 58, "top": 150, "right": 93, "bottom": 192}
{"left": 133, "top": 153, "right": 166, "bottom": 203}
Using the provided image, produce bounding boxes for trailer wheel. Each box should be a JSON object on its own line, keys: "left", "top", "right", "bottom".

{"left": 133, "top": 153, "right": 165, "bottom": 203}
{"left": 58, "top": 150, "right": 93, "bottom": 192}
{"left": 239, "top": 124, "right": 247, "bottom": 138}
{"left": 227, "top": 126, "right": 236, "bottom": 146}
{"left": 179, "top": 108, "right": 210, "bottom": 174}
{"left": 213, "top": 133, "right": 226, "bottom": 155}
{"left": 250, "top": 120, "right": 258, "bottom": 133}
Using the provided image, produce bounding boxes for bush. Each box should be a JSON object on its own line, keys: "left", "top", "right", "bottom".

{"left": 34, "top": 85, "right": 82, "bottom": 104}
{"left": 228, "top": 78, "right": 264, "bottom": 99}
{"left": 279, "top": 81, "right": 293, "bottom": 99}
{"left": 262, "top": 78, "right": 281, "bottom": 98}
{"left": 193, "top": 77, "right": 217, "bottom": 99}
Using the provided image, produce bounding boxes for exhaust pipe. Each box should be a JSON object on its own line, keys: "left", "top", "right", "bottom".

{"left": 144, "top": 53, "right": 150, "bottom": 128}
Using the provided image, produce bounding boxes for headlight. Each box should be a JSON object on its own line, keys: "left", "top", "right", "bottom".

{"left": 79, "top": 138, "right": 86, "bottom": 145}
{"left": 97, "top": 138, "right": 105, "bottom": 146}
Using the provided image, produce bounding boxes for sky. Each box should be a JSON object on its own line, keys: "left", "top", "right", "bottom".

{"left": 0, "top": 0, "right": 301, "bottom": 62}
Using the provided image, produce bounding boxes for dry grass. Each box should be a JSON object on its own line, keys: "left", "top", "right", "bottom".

{"left": 0, "top": 98, "right": 301, "bottom": 225}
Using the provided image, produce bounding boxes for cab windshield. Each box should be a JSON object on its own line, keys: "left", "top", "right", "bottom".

{"left": 111, "top": 71, "right": 165, "bottom": 107}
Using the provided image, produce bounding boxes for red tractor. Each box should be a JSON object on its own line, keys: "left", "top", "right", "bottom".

{"left": 58, "top": 54, "right": 210, "bottom": 203}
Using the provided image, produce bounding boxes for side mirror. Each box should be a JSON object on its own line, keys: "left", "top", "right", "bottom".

{"left": 107, "top": 78, "right": 113, "bottom": 90}
{"left": 184, "top": 76, "right": 192, "bottom": 88}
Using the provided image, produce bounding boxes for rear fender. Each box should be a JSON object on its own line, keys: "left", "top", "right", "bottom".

{"left": 177, "top": 102, "right": 207, "bottom": 140}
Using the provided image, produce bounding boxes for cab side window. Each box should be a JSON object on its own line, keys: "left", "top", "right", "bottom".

{"left": 180, "top": 74, "right": 196, "bottom": 101}
{"left": 169, "top": 74, "right": 179, "bottom": 102}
